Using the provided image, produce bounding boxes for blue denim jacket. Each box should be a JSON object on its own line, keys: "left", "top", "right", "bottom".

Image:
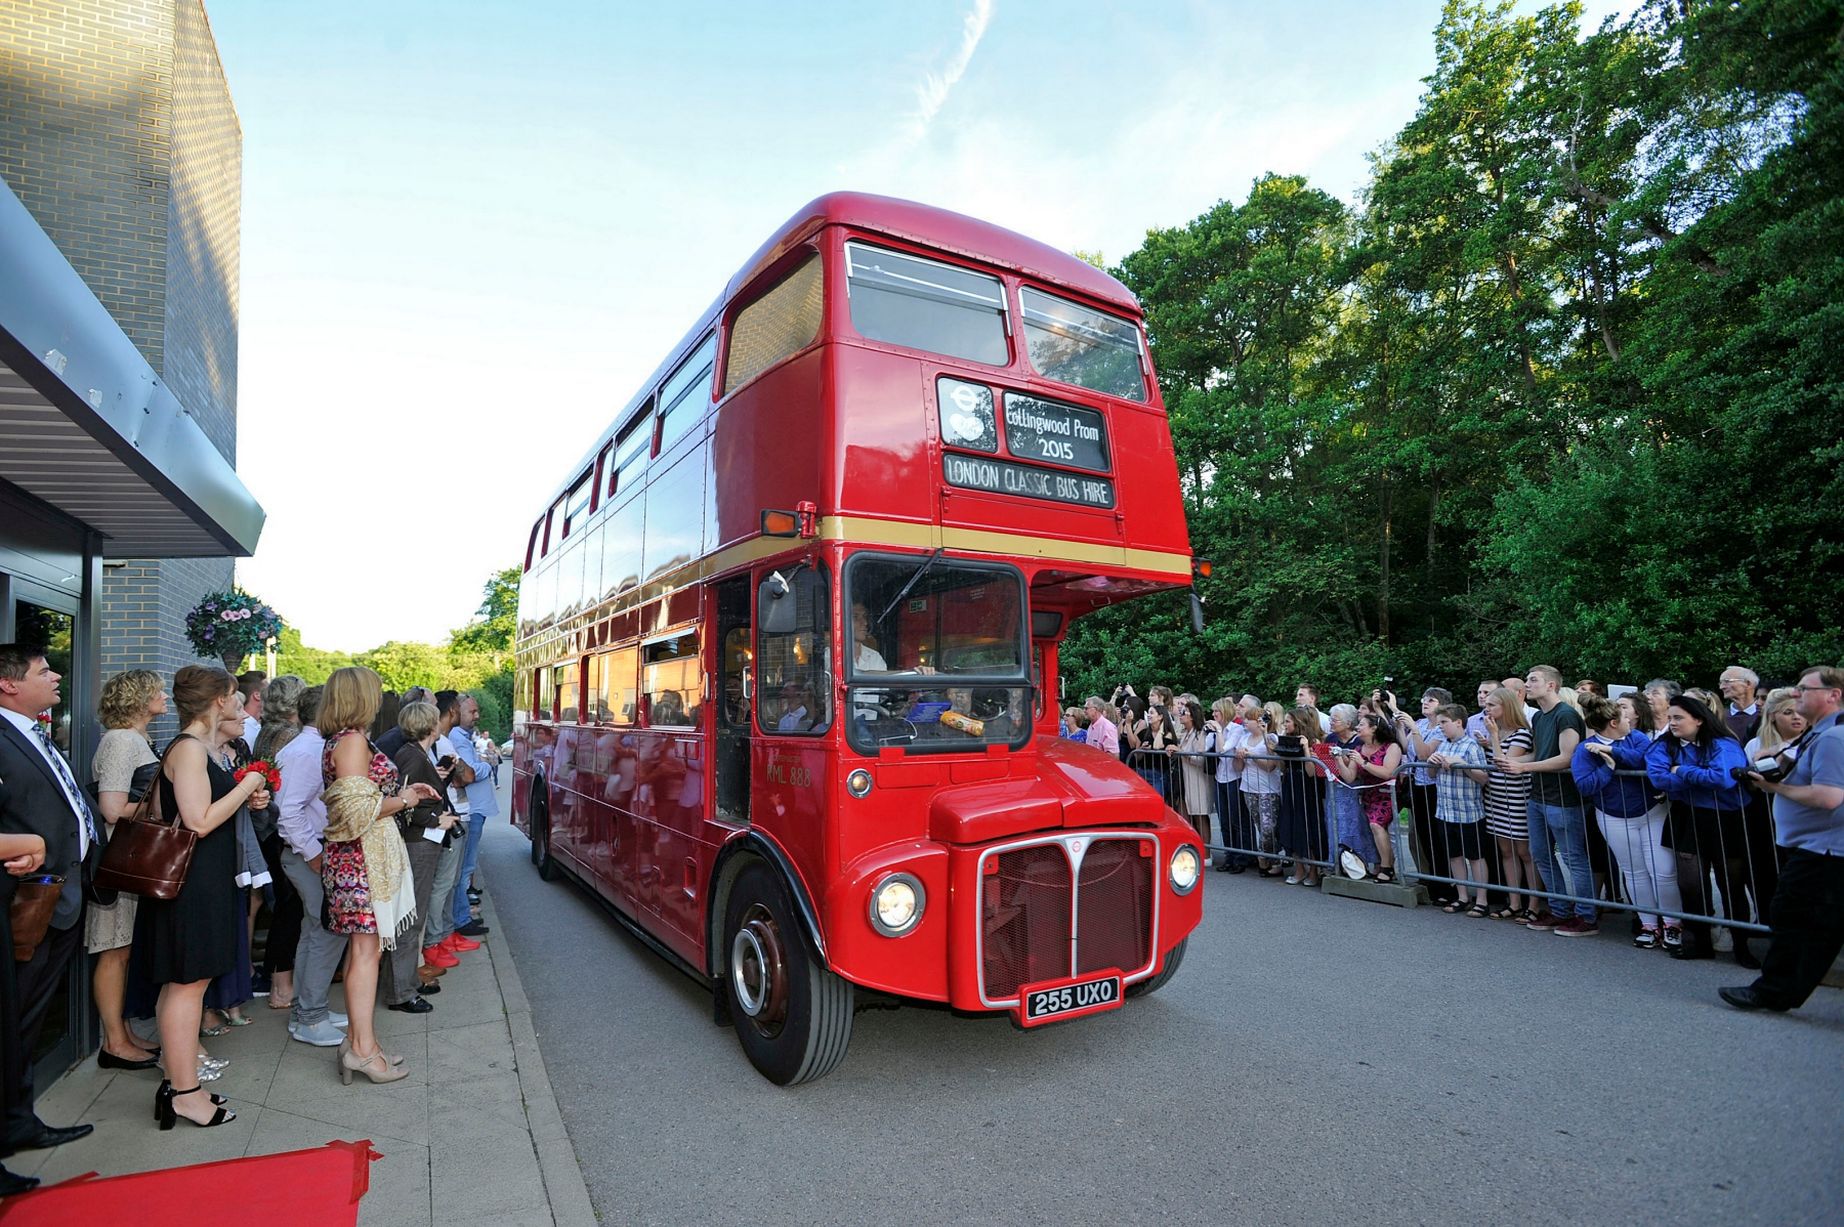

{"left": 1571, "top": 731, "right": 1660, "bottom": 819}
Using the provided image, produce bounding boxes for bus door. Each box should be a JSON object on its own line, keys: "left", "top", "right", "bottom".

{"left": 715, "top": 575, "right": 752, "bottom": 823}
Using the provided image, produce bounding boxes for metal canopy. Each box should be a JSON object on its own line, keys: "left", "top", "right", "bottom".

{"left": 0, "top": 177, "right": 264, "bottom": 558}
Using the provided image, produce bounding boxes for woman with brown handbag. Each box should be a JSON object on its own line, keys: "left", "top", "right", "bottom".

{"left": 137, "top": 665, "right": 270, "bottom": 1130}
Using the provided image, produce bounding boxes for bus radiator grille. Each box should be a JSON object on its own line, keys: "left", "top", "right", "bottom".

{"left": 1073, "top": 840, "right": 1153, "bottom": 978}
{"left": 980, "top": 845, "right": 1073, "bottom": 1001}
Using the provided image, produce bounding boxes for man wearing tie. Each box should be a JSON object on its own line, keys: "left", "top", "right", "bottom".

{"left": 0, "top": 644, "right": 98, "bottom": 1158}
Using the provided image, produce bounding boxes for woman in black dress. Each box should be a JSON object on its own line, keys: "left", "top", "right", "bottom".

{"left": 138, "top": 665, "right": 270, "bottom": 1129}
{"left": 1275, "top": 706, "right": 1330, "bottom": 886}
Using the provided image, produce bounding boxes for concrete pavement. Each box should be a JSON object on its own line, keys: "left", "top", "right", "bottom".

{"left": 7, "top": 880, "right": 594, "bottom": 1227}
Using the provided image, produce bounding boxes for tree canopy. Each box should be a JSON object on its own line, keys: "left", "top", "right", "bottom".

{"left": 1063, "top": 0, "right": 1843, "bottom": 703}
{"left": 274, "top": 569, "right": 519, "bottom": 738}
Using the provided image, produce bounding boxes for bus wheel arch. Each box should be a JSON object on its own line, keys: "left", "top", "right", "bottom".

{"left": 706, "top": 834, "right": 829, "bottom": 978}
{"left": 718, "top": 859, "right": 853, "bottom": 1086}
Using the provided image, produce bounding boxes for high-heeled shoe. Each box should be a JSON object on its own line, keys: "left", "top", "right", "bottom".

{"left": 156, "top": 1082, "right": 236, "bottom": 1130}
{"left": 154, "top": 1080, "right": 228, "bottom": 1122}
{"left": 338, "top": 1043, "right": 408, "bottom": 1085}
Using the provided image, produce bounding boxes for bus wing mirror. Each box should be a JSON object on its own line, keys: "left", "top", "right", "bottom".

{"left": 760, "top": 571, "right": 797, "bottom": 634}
{"left": 1190, "top": 591, "right": 1206, "bottom": 634}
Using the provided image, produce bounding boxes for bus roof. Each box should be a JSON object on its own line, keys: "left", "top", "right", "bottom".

{"left": 539, "top": 192, "right": 1140, "bottom": 511}
{"left": 729, "top": 191, "right": 1140, "bottom": 315}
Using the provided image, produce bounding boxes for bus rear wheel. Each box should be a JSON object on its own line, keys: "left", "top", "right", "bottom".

{"left": 1126, "top": 937, "right": 1186, "bottom": 999}
{"left": 530, "top": 790, "right": 560, "bottom": 882}
{"left": 722, "top": 862, "right": 852, "bottom": 1086}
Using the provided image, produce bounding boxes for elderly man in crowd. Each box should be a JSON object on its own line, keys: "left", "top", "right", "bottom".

{"left": 1723, "top": 666, "right": 1844, "bottom": 1012}
{"left": 1083, "top": 696, "right": 1119, "bottom": 755}
{"left": 1719, "top": 666, "right": 1762, "bottom": 745}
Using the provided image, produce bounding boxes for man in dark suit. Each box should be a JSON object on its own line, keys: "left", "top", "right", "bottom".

{"left": 0, "top": 643, "right": 98, "bottom": 1160}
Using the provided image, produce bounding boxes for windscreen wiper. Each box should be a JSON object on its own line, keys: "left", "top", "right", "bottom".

{"left": 875, "top": 548, "right": 945, "bottom": 626}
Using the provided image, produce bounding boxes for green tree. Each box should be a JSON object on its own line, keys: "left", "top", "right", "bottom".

{"left": 449, "top": 567, "right": 519, "bottom": 655}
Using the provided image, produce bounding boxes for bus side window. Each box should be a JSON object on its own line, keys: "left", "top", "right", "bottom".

{"left": 537, "top": 667, "right": 554, "bottom": 722}
{"left": 555, "top": 662, "right": 580, "bottom": 723}
{"left": 756, "top": 563, "right": 831, "bottom": 736}
{"left": 595, "top": 645, "right": 639, "bottom": 726}
{"left": 724, "top": 253, "right": 822, "bottom": 395}
{"left": 657, "top": 334, "right": 717, "bottom": 453}
{"left": 642, "top": 632, "right": 700, "bottom": 727}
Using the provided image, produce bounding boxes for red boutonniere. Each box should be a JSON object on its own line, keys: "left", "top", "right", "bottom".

{"left": 235, "top": 760, "right": 283, "bottom": 791}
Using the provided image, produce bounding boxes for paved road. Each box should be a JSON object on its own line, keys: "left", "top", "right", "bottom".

{"left": 478, "top": 821, "right": 1843, "bottom": 1225}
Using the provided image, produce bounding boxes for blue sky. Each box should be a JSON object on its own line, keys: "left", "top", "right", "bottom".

{"left": 214, "top": 0, "right": 1627, "bottom": 650}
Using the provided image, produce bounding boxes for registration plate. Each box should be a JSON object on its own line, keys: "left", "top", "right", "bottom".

{"left": 1016, "top": 971, "right": 1124, "bottom": 1028}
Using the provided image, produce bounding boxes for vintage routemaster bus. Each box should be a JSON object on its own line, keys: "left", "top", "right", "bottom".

{"left": 512, "top": 192, "right": 1202, "bottom": 1084}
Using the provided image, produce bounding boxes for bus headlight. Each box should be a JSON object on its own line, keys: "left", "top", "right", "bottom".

{"left": 869, "top": 873, "right": 925, "bottom": 936}
{"left": 1169, "top": 846, "right": 1201, "bottom": 895}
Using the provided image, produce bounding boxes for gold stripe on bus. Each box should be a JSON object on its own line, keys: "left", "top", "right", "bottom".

{"left": 523, "top": 514, "right": 1191, "bottom": 652}
{"left": 818, "top": 515, "right": 1192, "bottom": 578}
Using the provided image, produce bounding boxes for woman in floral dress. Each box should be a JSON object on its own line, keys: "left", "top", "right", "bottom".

{"left": 317, "top": 667, "right": 437, "bottom": 1086}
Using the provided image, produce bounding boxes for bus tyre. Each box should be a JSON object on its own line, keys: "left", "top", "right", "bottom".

{"left": 723, "top": 862, "right": 853, "bottom": 1086}
{"left": 1126, "top": 937, "right": 1186, "bottom": 999}
{"left": 530, "top": 793, "right": 560, "bottom": 882}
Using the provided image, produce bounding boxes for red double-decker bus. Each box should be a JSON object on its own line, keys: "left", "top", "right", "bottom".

{"left": 512, "top": 192, "right": 1201, "bottom": 1084}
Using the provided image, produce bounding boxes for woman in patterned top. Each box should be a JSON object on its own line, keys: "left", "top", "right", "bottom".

{"left": 317, "top": 667, "right": 438, "bottom": 1086}
{"left": 1482, "top": 686, "right": 1537, "bottom": 920}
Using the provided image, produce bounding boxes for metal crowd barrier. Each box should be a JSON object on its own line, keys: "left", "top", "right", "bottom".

{"left": 1124, "top": 742, "right": 1777, "bottom": 951}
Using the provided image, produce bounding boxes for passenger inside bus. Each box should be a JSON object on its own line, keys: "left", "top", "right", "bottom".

{"left": 774, "top": 681, "right": 814, "bottom": 733}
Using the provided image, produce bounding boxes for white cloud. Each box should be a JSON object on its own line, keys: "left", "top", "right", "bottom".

{"left": 906, "top": 0, "right": 995, "bottom": 147}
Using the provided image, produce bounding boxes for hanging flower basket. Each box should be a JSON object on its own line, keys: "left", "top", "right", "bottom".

{"left": 184, "top": 590, "right": 285, "bottom": 673}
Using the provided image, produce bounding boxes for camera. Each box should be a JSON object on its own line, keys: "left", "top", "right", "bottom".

{"left": 437, "top": 755, "right": 456, "bottom": 770}
{"left": 1733, "top": 754, "right": 1788, "bottom": 784}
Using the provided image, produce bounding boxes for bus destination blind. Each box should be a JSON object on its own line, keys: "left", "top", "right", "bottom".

{"left": 942, "top": 453, "right": 1116, "bottom": 509}
{"left": 1003, "top": 393, "right": 1110, "bottom": 472}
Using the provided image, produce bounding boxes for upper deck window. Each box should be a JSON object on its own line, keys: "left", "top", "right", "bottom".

{"left": 607, "top": 404, "right": 653, "bottom": 501}
{"left": 657, "top": 334, "right": 717, "bottom": 452}
{"left": 1019, "top": 287, "right": 1147, "bottom": 402}
{"left": 561, "top": 472, "right": 593, "bottom": 538}
{"left": 845, "top": 242, "right": 1008, "bottom": 367}
{"left": 725, "top": 254, "right": 823, "bottom": 395}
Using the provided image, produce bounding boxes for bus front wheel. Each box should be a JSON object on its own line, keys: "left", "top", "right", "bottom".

{"left": 1126, "top": 937, "right": 1186, "bottom": 999}
{"left": 722, "top": 861, "right": 852, "bottom": 1086}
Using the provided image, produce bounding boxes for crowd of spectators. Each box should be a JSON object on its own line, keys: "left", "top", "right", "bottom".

{"left": 0, "top": 647, "right": 502, "bottom": 1190}
{"left": 1063, "top": 662, "right": 1844, "bottom": 1013}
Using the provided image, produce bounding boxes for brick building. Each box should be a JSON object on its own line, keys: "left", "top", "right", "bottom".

{"left": 1, "top": 0, "right": 249, "bottom": 724}
{"left": 0, "top": 0, "right": 262, "bottom": 1078}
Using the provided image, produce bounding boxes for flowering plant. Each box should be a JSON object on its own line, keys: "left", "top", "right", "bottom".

{"left": 185, "top": 589, "right": 284, "bottom": 669}
{"left": 234, "top": 760, "right": 283, "bottom": 792}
